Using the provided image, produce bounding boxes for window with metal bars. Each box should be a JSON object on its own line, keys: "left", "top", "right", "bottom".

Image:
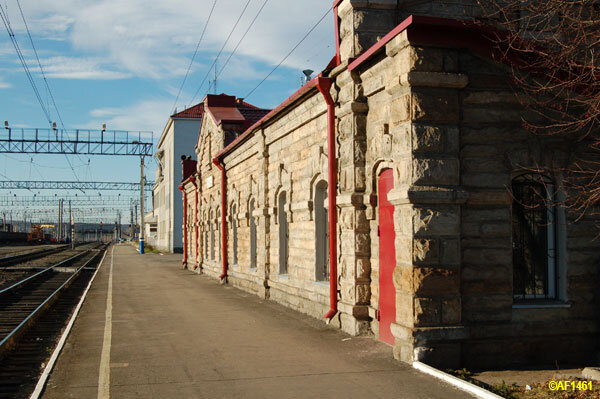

{"left": 512, "top": 173, "right": 557, "bottom": 300}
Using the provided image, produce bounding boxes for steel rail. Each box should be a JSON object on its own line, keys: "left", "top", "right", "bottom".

{"left": 0, "top": 245, "right": 69, "bottom": 267}
{"left": 0, "top": 248, "right": 104, "bottom": 352}
{"left": 0, "top": 250, "right": 89, "bottom": 295}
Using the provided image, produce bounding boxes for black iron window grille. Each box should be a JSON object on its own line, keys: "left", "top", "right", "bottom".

{"left": 512, "top": 173, "right": 557, "bottom": 300}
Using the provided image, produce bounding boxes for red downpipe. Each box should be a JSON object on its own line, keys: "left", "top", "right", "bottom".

{"left": 316, "top": 77, "right": 338, "bottom": 321}
{"left": 213, "top": 158, "right": 228, "bottom": 280}
{"left": 190, "top": 178, "right": 199, "bottom": 270}
{"left": 179, "top": 184, "right": 188, "bottom": 266}
{"left": 333, "top": 2, "right": 341, "bottom": 65}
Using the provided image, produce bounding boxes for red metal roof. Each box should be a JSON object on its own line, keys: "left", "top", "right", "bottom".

{"left": 204, "top": 94, "right": 270, "bottom": 127}
{"left": 171, "top": 103, "right": 205, "bottom": 119}
{"left": 238, "top": 106, "right": 271, "bottom": 124}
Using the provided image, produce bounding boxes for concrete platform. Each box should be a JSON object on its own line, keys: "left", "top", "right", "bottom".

{"left": 41, "top": 244, "right": 473, "bottom": 399}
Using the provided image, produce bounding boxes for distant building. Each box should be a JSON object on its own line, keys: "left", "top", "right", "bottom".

{"left": 153, "top": 104, "right": 204, "bottom": 253}
{"left": 143, "top": 209, "right": 157, "bottom": 247}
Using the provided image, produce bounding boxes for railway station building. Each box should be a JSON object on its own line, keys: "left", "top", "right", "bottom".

{"left": 153, "top": 104, "right": 205, "bottom": 253}
{"left": 179, "top": 0, "right": 600, "bottom": 368}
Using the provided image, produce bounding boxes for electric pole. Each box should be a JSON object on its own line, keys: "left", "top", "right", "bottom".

{"left": 139, "top": 156, "right": 145, "bottom": 254}
{"left": 69, "top": 200, "right": 74, "bottom": 249}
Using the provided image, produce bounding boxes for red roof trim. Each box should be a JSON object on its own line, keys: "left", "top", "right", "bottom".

{"left": 214, "top": 76, "right": 321, "bottom": 160}
{"left": 348, "top": 15, "right": 516, "bottom": 73}
{"left": 348, "top": 15, "right": 415, "bottom": 73}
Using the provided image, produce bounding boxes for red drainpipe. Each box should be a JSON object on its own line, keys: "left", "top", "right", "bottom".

{"left": 190, "top": 177, "right": 199, "bottom": 270}
{"left": 212, "top": 158, "right": 228, "bottom": 280}
{"left": 179, "top": 184, "right": 188, "bottom": 266}
{"left": 333, "top": 0, "right": 341, "bottom": 65}
{"left": 316, "top": 77, "right": 338, "bottom": 321}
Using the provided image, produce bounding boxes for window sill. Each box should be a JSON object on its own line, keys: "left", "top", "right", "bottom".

{"left": 278, "top": 274, "right": 289, "bottom": 279}
{"left": 512, "top": 301, "right": 570, "bottom": 309}
{"left": 312, "top": 281, "right": 330, "bottom": 287}
{"left": 249, "top": 267, "right": 257, "bottom": 273}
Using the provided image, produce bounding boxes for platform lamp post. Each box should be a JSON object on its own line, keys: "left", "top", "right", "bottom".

{"left": 138, "top": 152, "right": 145, "bottom": 254}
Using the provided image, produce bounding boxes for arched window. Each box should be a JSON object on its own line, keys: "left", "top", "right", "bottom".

{"left": 232, "top": 204, "right": 238, "bottom": 265}
{"left": 314, "top": 180, "right": 329, "bottom": 281}
{"left": 210, "top": 210, "right": 215, "bottom": 261}
{"left": 249, "top": 199, "right": 257, "bottom": 269}
{"left": 216, "top": 206, "right": 220, "bottom": 261}
{"left": 278, "top": 191, "right": 288, "bottom": 275}
{"left": 512, "top": 173, "right": 556, "bottom": 299}
{"left": 204, "top": 221, "right": 209, "bottom": 260}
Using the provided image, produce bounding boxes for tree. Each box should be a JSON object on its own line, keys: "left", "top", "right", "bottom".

{"left": 475, "top": 0, "right": 600, "bottom": 218}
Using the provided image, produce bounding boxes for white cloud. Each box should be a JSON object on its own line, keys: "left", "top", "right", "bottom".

{"left": 7, "top": 0, "right": 335, "bottom": 80}
{"left": 0, "top": 78, "right": 11, "bottom": 89}
{"left": 87, "top": 98, "right": 173, "bottom": 135}
{"left": 36, "top": 56, "right": 131, "bottom": 80}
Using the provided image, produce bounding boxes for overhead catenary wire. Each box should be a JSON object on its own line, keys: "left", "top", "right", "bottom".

{"left": 171, "top": 0, "right": 218, "bottom": 114}
{"left": 214, "top": 0, "right": 269, "bottom": 82}
{"left": 189, "top": 0, "right": 253, "bottom": 104}
{"left": 12, "top": 0, "right": 81, "bottom": 182}
{"left": 0, "top": 3, "right": 51, "bottom": 123}
{"left": 15, "top": 0, "right": 64, "bottom": 130}
{"left": 244, "top": 6, "right": 332, "bottom": 101}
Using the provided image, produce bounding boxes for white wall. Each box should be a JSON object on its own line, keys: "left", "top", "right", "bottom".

{"left": 154, "top": 117, "right": 201, "bottom": 253}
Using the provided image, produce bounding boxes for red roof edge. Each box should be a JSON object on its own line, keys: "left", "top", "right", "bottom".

{"left": 213, "top": 76, "right": 321, "bottom": 161}
{"left": 348, "top": 15, "right": 515, "bottom": 73}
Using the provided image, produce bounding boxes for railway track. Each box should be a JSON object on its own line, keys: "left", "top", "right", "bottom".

{"left": 0, "top": 243, "right": 107, "bottom": 399}
{"left": 0, "top": 246, "right": 69, "bottom": 268}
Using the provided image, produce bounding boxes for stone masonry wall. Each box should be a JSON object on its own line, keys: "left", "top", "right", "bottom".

{"left": 177, "top": 1, "right": 600, "bottom": 369}
{"left": 348, "top": 28, "right": 600, "bottom": 367}
{"left": 191, "top": 88, "right": 371, "bottom": 336}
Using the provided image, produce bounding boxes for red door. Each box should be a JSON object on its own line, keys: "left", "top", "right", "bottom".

{"left": 378, "top": 169, "right": 396, "bottom": 345}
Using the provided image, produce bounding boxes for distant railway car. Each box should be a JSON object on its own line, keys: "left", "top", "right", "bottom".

{"left": 27, "top": 225, "right": 44, "bottom": 242}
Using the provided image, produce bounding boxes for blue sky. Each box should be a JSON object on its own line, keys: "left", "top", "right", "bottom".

{"left": 0, "top": 0, "right": 335, "bottom": 224}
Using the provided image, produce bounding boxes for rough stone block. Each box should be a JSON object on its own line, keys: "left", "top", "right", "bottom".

{"left": 440, "top": 238, "right": 460, "bottom": 264}
{"left": 462, "top": 248, "right": 511, "bottom": 265}
{"left": 391, "top": 94, "right": 411, "bottom": 124}
{"left": 412, "top": 158, "right": 460, "bottom": 186}
{"left": 413, "top": 206, "right": 460, "bottom": 236}
{"left": 393, "top": 265, "right": 413, "bottom": 293}
{"left": 413, "top": 267, "right": 459, "bottom": 295}
{"left": 462, "top": 172, "right": 510, "bottom": 188}
{"left": 412, "top": 124, "right": 444, "bottom": 153}
{"left": 412, "top": 90, "right": 459, "bottom": 123}
{"left": 413, "top": 238, "right": 439, "bottom": 264}
{"left": 414, "top": 297, "right": 441, "bottom": 326}
{"left": 441, "top": 297, "right": 461, "bottom": 324}
{"left": 413, "top": 343, "right": 461, "bottom": 369}
{"left": 401, "top": 71, "right": 468, "bottom": 89}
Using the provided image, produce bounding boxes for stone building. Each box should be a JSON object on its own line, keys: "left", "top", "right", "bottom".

{"left": 153, "top": 103, "right": 204, "bottom": 253}
{"left": 180, "top": 0, "right": 600, "bottom": 368}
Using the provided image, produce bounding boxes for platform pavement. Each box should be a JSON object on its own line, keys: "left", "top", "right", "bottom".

{"left": 41, "top": 244, "right": 473, "bottom": 399}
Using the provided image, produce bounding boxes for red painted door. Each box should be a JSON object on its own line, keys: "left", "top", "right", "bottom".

{"left": 378, "top": 169, "right": 396, "bottom": 345}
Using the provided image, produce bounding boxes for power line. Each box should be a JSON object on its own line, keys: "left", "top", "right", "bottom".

{"left": 215, "top": 0, "right": 269, "bottom": 82}
{"left": 0, "top": 3, "right": 52, "bottom": 123}
{"left": 189, "top": 0, "right": 253, "bottom": 104}
{"left": 16, "top": 0, "right": 64, "bottom": 129}
{"left": 171, "top": 0, "right": 218, "bottom": 113}
{"left": 14, "top": 0, "right": 82, "bottom": 182}
{"left": 244, "top": 6, "right": 332, "bottom": 100}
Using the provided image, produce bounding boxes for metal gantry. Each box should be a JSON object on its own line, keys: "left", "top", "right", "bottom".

{"left": 0, "top": 180, "right": 154, "bottom": 191}
{"left": 1, "top": 126, "right": 154, "bottom": 156}
{"left": 0, "top": 195, "right": 140, "bottom": 206}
